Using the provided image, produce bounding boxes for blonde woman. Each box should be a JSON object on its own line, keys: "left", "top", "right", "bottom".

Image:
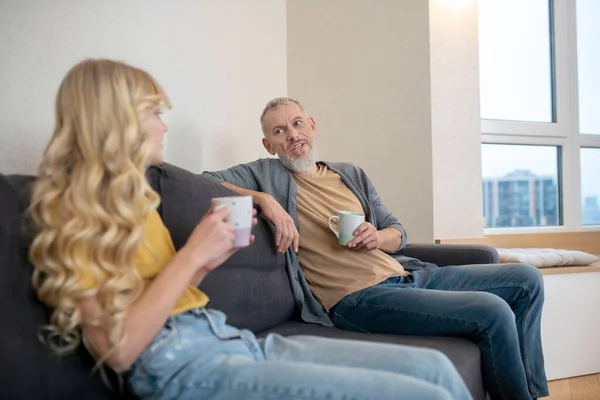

{"left": 28, "top": 59, "right": 472, "bottom": 400}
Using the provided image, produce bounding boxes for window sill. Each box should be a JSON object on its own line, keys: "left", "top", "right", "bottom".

{"left": 538, "top": 260, "right": 600, "bottom": 275}
{"left": 436, "top": 231, "right": 600, "bottom": 256}
{"left": 437, "top": 232, "right": 600, "bottom": 275}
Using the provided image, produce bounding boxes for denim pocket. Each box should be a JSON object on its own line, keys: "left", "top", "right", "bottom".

{"left": 136, "top": 319, "right": 179, "bottom": 372}
{"left": 201, "top": 309, "right": 244, "bottom": 340}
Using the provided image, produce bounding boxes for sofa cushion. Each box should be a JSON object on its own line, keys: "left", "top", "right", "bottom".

{"left": 147, "top": 163, "right": 295, "bottom": 332}
{"left": 0, "top": 174, "right": 126, "bottom": 400}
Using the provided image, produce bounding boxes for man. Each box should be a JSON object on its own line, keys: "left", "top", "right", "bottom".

{"left": 204, "top": 97, "right": 548, "bottom": 400}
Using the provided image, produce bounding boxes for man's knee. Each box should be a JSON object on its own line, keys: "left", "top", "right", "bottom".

{"left": 474, "top": 292, "right": 515, "bottom": 324}
{"left": 504, "top": 263, "right": 544, "bottom": 295}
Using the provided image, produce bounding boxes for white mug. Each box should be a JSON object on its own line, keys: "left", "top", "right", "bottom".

{"left": 328, "top": 211, "right": 365, "bottom": 246}
{"left": 211, "top": 196, "right": 253, "bottom": 247}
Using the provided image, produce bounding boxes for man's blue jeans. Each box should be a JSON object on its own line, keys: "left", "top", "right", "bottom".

{"left": 329, "top": 263, "right": 548, "bottom": 400}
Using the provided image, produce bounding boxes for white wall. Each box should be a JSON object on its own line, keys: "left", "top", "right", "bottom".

{"left": 0, "top": 0, "right": 287, "bottom": 175}
{"left": 0, "top": 0, "right": 485, "bottom": 241}
{"left": 542, "top": 272, "right": 600, "bottom": 379}
{"left": 429, "top": 0, "right": 484, "bottom": 239}
{"left": 287, "top": 0, "right": 435, "bottom": 243}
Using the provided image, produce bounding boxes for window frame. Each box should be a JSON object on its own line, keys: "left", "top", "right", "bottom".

{"left": 481, "top": 0, "right": 600, "bottom": 235}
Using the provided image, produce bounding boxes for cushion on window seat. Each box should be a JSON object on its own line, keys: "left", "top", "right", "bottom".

{"left": 497, "top": 248, "right": 599, "bottom": 268}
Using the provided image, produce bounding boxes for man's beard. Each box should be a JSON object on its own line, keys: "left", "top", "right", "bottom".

{"left": 279, "top": 141, "right": 319, "bottom": 173}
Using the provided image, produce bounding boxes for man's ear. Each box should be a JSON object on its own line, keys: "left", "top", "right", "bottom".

{"left": 262, "top": 137, "right": 277, "bottom": 155}
{"left": 309, "top": 116, "right": 316, "bottom": 132}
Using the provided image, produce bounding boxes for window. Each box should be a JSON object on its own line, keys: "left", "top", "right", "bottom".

{"left": 482, "top": 144, "right": 561, "bottom": 228}
{"left": 576, "top": 0, "right": 600, "bottom": 135}
{"left": 581, "top": 148, "right": 600, "bottom": 225}
{"left": 479, "top": 0, "right": 600, "bottom": 233}
{"left": 479, "top": 0, "right": 553, "bottom": 123}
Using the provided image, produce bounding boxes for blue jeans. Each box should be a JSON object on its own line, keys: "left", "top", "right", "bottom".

{"left": 329, "top": 263, "right": 548, "bottom": 400}
{"left": 127, "top": 308, "right": 473, "bottom": 400}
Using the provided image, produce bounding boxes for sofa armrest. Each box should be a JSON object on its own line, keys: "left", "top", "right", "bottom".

{"left": 398, "top": 244, "right": 499, "bottom": 267}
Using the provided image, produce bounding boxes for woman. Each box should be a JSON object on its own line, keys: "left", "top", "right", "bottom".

{"left": 28, "top": 59, "right": 472, "bottom": 400}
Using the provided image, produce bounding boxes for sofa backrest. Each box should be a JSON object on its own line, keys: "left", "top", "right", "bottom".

{"left": 147, "top": 163, "right": 296, "bottom": 332}
{"left": 0, "top": 164, "right": 295, "bottom": 399}
{"left": 0, "top": 174, "right": 123, "bottom": 399}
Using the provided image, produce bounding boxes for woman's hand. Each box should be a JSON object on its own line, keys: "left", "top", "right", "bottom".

{"left": 181, "top": 207, "right": 235, "bottom": 270}
{"left": 202, "top": 209, "right": 258, "bottom": 273}
{"left": 183, "top": 208, "right": 258, "bottom": 275}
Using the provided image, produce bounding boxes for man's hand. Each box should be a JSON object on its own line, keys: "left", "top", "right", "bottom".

{"left": 257, "top": 194, "right": 299, "bottom": 253}
{"left": 347, "top": 225, "right": 403, "bottom": 253}
{"left": 347, "top": 222, "right": 380, "bottom": 250}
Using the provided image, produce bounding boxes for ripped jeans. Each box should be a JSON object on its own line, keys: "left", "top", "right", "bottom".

{"left": 126, "top": 307, "right": 473, "bottom": 400}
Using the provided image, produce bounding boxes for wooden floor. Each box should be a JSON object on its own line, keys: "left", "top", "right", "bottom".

{"left": 547, "top": 374, "right": 600, "bottom": 400}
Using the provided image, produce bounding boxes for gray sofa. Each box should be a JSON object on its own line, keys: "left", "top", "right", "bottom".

{"left": 0, "top": 163, "right": 498, "bottom": 399}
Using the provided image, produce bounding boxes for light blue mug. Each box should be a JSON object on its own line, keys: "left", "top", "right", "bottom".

{"left": 328, "top": 211, "right": 365, "bottom": 246}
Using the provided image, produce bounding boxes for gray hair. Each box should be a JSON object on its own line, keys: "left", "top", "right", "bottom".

{"left": 259, "top": 97, "right": 307, "bottom": 130}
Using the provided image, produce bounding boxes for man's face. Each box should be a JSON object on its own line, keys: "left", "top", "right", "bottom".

{"left": 262, "top": 102, "right": 318, "bottom": 172}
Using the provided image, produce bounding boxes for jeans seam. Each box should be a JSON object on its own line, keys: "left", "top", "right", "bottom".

{"left": 339, "top": 300, "right": 503, "bottom": 398}
{"left": 448, "top": 283, "right": 526, "bottom": 292}
{"left": 442, "top": 282, "right": 540, "bottom": 398}
{"left": 531, "top": 390, "right": 549, "bottom": 397}
{"left": 331, "top": 311, "right": 371, "bottom": 333}
{"left": 516, "top": 284, "right": 535, "bottom": 396}
{"left": 342, "top": 299, "right": 488, "bottom": 328}
{"left": 183, "top": 380, "right": 369, "bottom": 400}
{"left": 451, "top": 282, "right": 539, "bottom": 396}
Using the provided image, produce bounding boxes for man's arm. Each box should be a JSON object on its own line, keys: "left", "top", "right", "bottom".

{"left": 366, "top": 173, "right": 407, "bottom": 252}
{"left": 202, "top": 163, "right": 261, "bottom": 192}
{"left": 379, "top": 227, "right": 403, "bottom": 252}
{"left": 218, "top": 182, "right": 299, "bottom": 254}
{"left": 346, "top": 166, "right": 407, "bottom": 253}
{"left": 203, "top": 161, "right": 299, "bottom": 254}
{"left": 221, "top": 182, "right": 268, "bottom": 207}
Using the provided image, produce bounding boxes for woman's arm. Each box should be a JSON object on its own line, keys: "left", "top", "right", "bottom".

{"left": 80, "top": 248, "right": 197, "bottom": 372}
{"left": 79, "top": 207, "right": 235, "bottom": 373}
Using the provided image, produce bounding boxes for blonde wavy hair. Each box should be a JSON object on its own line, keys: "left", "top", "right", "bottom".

{"left": 28, "top": 59, "right": 170, "bottom": 355}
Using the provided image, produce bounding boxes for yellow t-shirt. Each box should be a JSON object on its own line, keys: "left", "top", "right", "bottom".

{"left": 79, "top": 209, "right": 208, "bottom": 316}
{"left": 293, "top": 164, "right": 408, "bottom": 311}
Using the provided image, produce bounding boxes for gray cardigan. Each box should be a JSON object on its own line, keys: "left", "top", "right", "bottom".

{"left": 203, "top": 158, "right": 415, "bottom": 327}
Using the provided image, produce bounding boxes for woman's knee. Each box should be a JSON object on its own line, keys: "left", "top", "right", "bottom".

{"left": 416, "top": 385, "right": 454, "bottom": 400}
{"left": 401, "top": 347, "right": 465, "bottom": 390}
{"left": 416, "top": 347, "right": 455, "bottom": 372}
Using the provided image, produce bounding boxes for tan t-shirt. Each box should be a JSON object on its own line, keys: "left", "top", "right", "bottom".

{"left": 293, "top": 164, "right": 408, "bottom": 311}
